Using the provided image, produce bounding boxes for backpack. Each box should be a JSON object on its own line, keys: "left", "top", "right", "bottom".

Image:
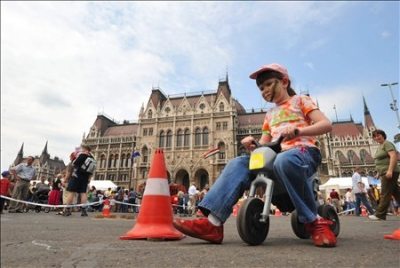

{"left": 81, "top": 156, "right": 97, "bottom": 174}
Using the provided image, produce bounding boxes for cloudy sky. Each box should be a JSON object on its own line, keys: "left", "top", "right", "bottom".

{"left": 1, "top": 1, "right": 399, "bottom": 170}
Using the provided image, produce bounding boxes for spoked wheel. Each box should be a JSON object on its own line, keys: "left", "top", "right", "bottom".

{"left": 318, "top": 205, "right": 340, "bottom": 237}
{"left": 237, "top": 197, "right": 269, "bottom": 245}
{"left": 290, "top": 209, "right": 311, "bottom": 239}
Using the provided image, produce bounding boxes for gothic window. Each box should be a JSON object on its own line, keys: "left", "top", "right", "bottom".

{"left": 202, "top": 127, "right": 209, "bottom": 146}
{"left": 148, "top": 110, "right": 153, "bottom": 119}
{"left": 218, "top": 142, "right": 226, "bottom": 159}
{"left": 199, "top": 103, "right": 205, "bottom": 110}
{"left": 347, "top": 150, "right": 355, "bottom": 164}
{"left": 165, "top": 107, "right": 171, "bottom": 117}
{"left": 184, "top": 128, "right": 190, "bottom": 147}
{"left": 142, "top": 147, "right": 149, "bottom": 163}
{"left": 125, "top": 154, "right": 130, "bottom": 167}
{"left": 216, "top": 122, "right": 221, "bottom": 131}
{"left": 100, "top": 155, "right": 106, "bottom": 169}
{"left": 166, "top": 130, "right": 172, "bottom": 148}
{"left": 114, "top": 154, "right": 119, "bottom": 168}
{"left": 143, "top": 128, "right": 148, "bottom": 136}
{"left": 223, "top": 121, "right": 228, "bottom": 130}
{"left": 360, "top": 149, "right": 368, "bottom": 164}
{"left": 159, "top": 130, "right": 165, "bottom": 148}
{"left": 121, "top": 154, "right": 125, "bottom": 167}
{"left": 108, "top": 154, "right": 114, "bottom": 168}
{"left": 195, "top": 128, "right": 201, "bottom": 146}
{"left": 176, "top": 129, "right": 183, "bottom": 147}
{"left": 219, "top": 102, "right": 224, "bottom": 112}
{"left": 148, "top": 128, "right": 153, "bottom": 136}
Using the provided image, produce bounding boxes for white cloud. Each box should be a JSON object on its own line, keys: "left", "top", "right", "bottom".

{"left": 381, "top": 31, "right": 391, "bottom": 38}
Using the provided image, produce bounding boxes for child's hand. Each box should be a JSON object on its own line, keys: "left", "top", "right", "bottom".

{"left": 282, "top": 126, "right": 299, "bottom": 141}
{"left": 241, "top": 136, "right": 257, "bottom": 151}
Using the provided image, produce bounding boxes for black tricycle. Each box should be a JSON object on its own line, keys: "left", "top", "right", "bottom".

{"left": 237, "top": 136, "right": 340, "bottom": 245}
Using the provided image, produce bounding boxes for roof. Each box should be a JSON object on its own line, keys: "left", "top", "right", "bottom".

{"left": 331, "top": 121, "right": 363, "bottom": 138}
{"left": 103, "top": 124, "right": 138, "bottom": 136}
{"left": 238, "top": 112, "right": 265, "bottom": 127}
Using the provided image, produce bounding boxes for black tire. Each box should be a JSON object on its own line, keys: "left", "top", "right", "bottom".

{"left": 35, "top": 206, "right": 41, "bottom": 213}
{"left": 237, "top": 198, "right": 269, "bottom": 246}
{"left": 44, "top": 207, "right": 51, "bottom": 213}
{"left": 318, "top": 205, "right": 340, "bottom": 237}
{"left": 291, "top": 209, "right": 311, "bottom": 239}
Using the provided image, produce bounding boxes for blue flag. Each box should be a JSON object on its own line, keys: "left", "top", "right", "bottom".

{"left": 131, "top": 151, "right": 141, "bottom": 159}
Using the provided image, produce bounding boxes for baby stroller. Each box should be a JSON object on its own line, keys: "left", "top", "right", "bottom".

{"left": 29, "top": 188, "right": 51, "bottom": 213}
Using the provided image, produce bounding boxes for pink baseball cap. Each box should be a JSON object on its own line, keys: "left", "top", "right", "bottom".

{"left": 249, "top": 63, "right": 289, "bottom": 80}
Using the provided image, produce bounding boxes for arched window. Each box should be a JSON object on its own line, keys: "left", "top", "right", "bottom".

{"left": 218, "top": 142, "right": 226, "bottom": 159}
{"left": 148, "top": 110, "right": 153, "bottom": 119}
{"left": 202, "top": 127, "right": 209, "bottom": 146}
{"left": 108, "top": 154, "right": 114, "bottom": 168}
{"left": 166, "top": 130, "right": 172, "bottom": 148}
{"left": 120, "top": 154, "right": 125, "bottom": 167}
{"left": 195, "top": 128, "right": 202, "bottom": 146}
{"left": 176, "top": 129, "right": 183, "bottom": 147}
{"left": 100, "top": 155, "right": 106, "bottom": 169}
{"left": 142, "top": 147, "right": 149, "bottom": 163}
{"left": 347, "top": 150, "right": 355, "bottom": 164}
{"left": 219, "top": 102, "right": 224, "bottom": 112}
{"left": 360, "top": 149, "right": 367, "bottom": 164}
{"left": 184, "top": 128, "right": 190, "bottom": 147}
{"left": 159, "top": 130, "right": 165, "bottom": 148}
{"left": 114, "top": 154, "right": 119, "bottom": 168}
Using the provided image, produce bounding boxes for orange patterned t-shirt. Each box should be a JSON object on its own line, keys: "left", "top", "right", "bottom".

{"left": 261, "top": 95, "right": 318, "bottom": 151}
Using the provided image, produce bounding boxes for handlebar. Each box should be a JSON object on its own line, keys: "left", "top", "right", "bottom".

{"left": 251, "top": 135, "right": 285, "bottom": 154}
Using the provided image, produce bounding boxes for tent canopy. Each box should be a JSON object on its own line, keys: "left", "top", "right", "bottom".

{"left": 319, "top": 177, "right": 380, "bottom": 191}
{"left": 89, "top": 180, "right": 118, "bottom": 191}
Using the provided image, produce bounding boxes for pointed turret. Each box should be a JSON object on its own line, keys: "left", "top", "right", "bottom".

{"left": 363, "top": 96, "right": 375, "bottom": 130}
{"left": 39, "top": 141, "right": 50, "bottom": 164}
{"left": 13, "top": 143, "right": 24, "bottom": 166}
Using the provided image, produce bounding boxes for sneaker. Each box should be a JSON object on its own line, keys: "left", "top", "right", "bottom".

{"left": 63, "top": 210, "right": 72, "bottom": 217}
{"left": 369, "top": 215, "right": 384, "bottom": 221}
{"left": 173, "top": 218, "right": 223, "bottom": 244}
{"left": 307, "top": 218, "right": 336, "bottom": 247}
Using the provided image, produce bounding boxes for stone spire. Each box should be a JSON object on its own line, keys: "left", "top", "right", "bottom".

{"left": 363, "top": 96, "right": 375, "bottom": 130}
{"left": 13, "top": 143, "right": 24, "bottom": 166}
{"left": 39, "top": 141, "right": 50, "bottom": 164}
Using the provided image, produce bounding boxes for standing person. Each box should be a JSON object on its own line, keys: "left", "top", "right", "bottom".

{"left": 369, "top": 129, "right": 400, "bottom": 221}
{"left": 63, "top": 145, "right": 96, "bottom": 217}
{"left": 188, "top": 183, "right": 197, "bottom": 215}
{"left": 344, "top": 188, "right": 355, "bottom": 215}
{"left": 352, "top": 167, "right": 374, "bottom": 216}
{"left": 173, "top": 63, "right": 336, "bottom": 247}
{"left": 329, "top": 189, "right": 341, "bottom": 213}
{"left": 9, "top": 156, "right": 36, "bottom": 213}
{"left": 0, "top": 171, "right": 12, "bottom": 214}
{"left": 48, "top": 174, "right": 62, "bottom": 210}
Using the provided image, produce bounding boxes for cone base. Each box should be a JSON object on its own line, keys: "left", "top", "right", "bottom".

{"left": 119, "top": 223, "right": 185, "bottom": 240}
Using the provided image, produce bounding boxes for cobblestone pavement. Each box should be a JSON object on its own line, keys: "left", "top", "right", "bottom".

{"left": 1, "top": 211, "right": 399, "bottom": 268}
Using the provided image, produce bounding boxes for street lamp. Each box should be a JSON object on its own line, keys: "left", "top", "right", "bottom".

{"left": 381, "top": 82, "right": 399, "bottom": 129}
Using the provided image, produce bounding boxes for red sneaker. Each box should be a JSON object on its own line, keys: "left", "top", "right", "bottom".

{"left": 173, "top": 218, "right": 223, "bottom": 244}
{"left": 306, "top": 218, "right": 337, "bottom": 247}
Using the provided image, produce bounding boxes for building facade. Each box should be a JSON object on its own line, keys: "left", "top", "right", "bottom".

{"left": 12, "top": 142, "right": 66, "bottom": 181}
{"left": 82, "top": 79, "right": 382, "bottom": 190}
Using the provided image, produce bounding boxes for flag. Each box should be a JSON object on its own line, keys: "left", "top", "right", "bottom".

{"left": 131, "top": 151, "right": 141, "bottom": 159}
{"left": 202, "top": 147, "right": 220, "bottom": 159}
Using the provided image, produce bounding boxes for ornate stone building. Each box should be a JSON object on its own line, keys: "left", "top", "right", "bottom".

{"left": 12, "top": 142, "right": 66, "bottom": 181}
{"left": 82, "top": 79, "right": 382, "bottom": 190}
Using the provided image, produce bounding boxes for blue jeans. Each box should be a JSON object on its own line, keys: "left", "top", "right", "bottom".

{"left": 355, "top": 193, "right": 374, "bottom": 216}
{"left": 199, "top": 147, "right": 321, "bottom": 224}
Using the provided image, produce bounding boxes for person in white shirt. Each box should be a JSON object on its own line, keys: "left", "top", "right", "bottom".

{"left": 352, "top": 167, "right": 374, "bottom": 216}
{"left": 344, "top": 188, "right": 355, "bottom": 215}
{"left": 188, "top": 184, "right": 197, "bottom": 215}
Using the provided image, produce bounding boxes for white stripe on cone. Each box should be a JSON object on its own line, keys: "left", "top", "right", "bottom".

{"left": 143, "top": 178, "right": 170, "bottom": 196}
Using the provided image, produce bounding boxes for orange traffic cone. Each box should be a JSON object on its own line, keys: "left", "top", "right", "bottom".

{"left": 120, "top": 149, "right": 184, "bottom": 240}
{"left": 361, "top": 206, "right": 367, "bottom": 217}
{"left": 275, "top": 208, "right": 282, "bottom": 217}
{"left": 384, "top": 229, "right": 400, "bottom": 240}
{"left": 102, "top": 199, "right": 111, "bottom": 217}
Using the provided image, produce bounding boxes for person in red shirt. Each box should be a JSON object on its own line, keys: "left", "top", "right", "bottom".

{"left": 0, "top": 171, "right": 12, "bottom": 214}
{"left": 329, "top": 189, "right": 341, "bottom": 213}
